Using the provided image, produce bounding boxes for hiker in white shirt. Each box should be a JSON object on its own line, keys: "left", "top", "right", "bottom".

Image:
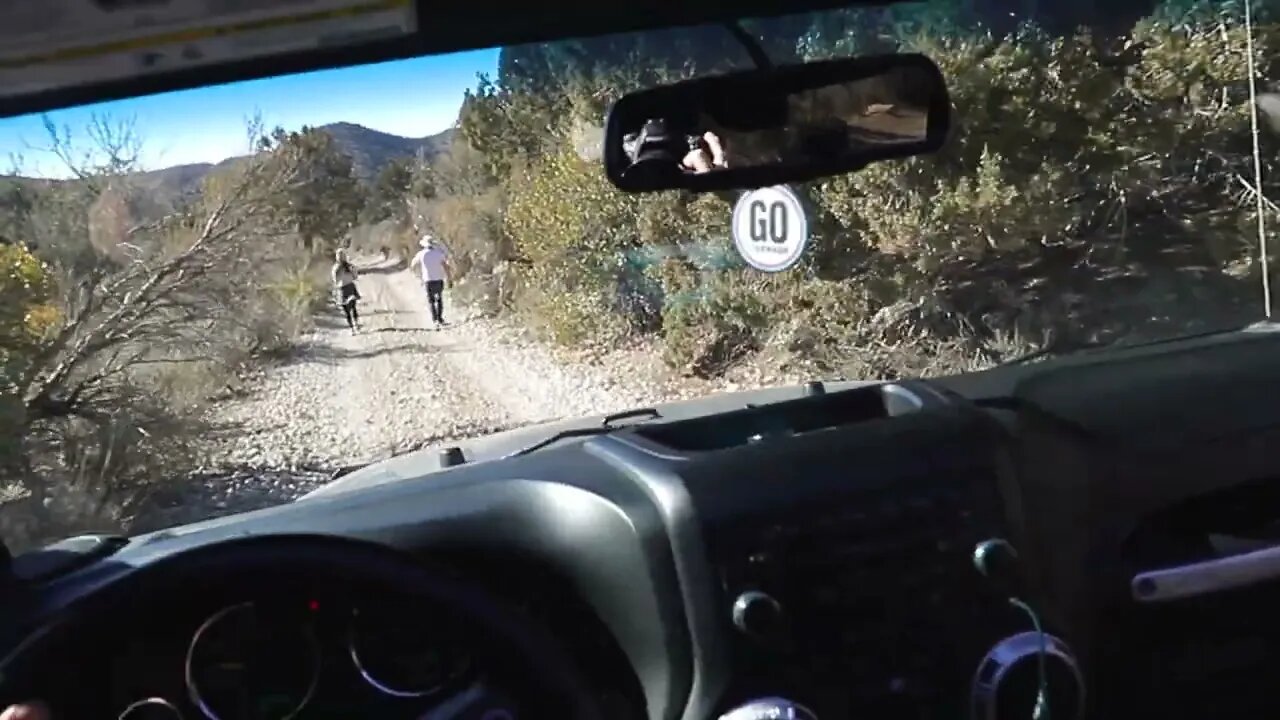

{"left": 409, "top": 234, "right": 451, "bottom": 327}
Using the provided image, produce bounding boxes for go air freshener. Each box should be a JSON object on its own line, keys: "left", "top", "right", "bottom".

{"left": 731, "top": 185, "right": 809, "bottom": 273}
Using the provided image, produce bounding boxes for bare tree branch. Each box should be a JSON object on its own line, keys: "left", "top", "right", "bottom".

{"left": 19, "top": 120, "right": 312, "bottom": 423}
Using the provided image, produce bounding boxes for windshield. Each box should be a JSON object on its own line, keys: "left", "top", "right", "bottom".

{"left": 0, "top": 0, "right": 1274, "bottom": 552}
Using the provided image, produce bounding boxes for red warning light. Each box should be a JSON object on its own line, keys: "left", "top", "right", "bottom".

{"left": 307, "top": 600, "right": 320, "bottom": 612}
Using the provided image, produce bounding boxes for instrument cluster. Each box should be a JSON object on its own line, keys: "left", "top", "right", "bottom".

{"left": 108, "top": 593, "right": 517, "bottom": 720}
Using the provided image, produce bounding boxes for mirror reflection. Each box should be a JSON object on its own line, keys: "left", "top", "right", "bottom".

{"left": 618, "top": 64, "right": 934, "bottom": 178}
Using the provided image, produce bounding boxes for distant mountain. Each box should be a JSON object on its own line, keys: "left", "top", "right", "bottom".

{"left": 319, "top": 122, "right": 454, "bottom": 181}
{"left": 120, "top": 122, "right": 453, "bottom": 193}
{"left": 3, "top": 122, "right": 453, "bottom": 194}
{"left": 128, "top": 161, "right": 223, "bottom": 215}
{"left": 0, "top": 122, "right": 454, "bottom": 253}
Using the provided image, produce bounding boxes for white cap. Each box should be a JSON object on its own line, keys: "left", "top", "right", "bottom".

{"left": 419, "top": 234, "right": 434, "bottom": 248}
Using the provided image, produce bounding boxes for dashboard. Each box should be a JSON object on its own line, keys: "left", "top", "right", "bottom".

{"left": 5, "top": 326, "right": 1280, "bottom": 720}
{"left": 60, "top": 572, "right": 522, "bottom": 720}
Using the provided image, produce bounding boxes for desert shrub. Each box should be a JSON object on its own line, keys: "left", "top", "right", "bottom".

{"left": 503, "top": 149, "right": 648, "bottom": 341}
{"left": 0, "top": 120, "right": 344, "bottom": 552}
{"left": 248, "top": 259, "right": 325, "bottom": 358}
{"left": 462, "top": 0, "right": 1278, "bottom": 381}
{"left": 661, "top": 271, "right": 773, "bottom": 376}
{"left": 6, "top": 386, "right": 211, "bottom": 548}
{"left": 0, "top": 243, "right": 57, "bottom": 475}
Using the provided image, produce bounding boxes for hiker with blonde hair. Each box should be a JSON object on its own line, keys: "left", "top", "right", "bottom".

{"left": 331, "top": 247, "right": 362, "bottom": 334}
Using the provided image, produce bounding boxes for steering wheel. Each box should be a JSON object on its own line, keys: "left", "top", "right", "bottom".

{"left": 0, "top": 535, "right": 607, "bottom": 720}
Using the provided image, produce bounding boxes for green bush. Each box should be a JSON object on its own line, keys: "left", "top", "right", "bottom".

{"left": 0, "top": 120, "right": 360, "bottom": 550}
{"left": 0, "top": 243, "right": 56, "bottom": 474}
{"left": 467, "top": 0, "right": 1279, "bottom": 378}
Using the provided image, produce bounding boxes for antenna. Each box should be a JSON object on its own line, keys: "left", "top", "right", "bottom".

{"left": 1245, "top": 0, "right": 1272, "bottom": 318}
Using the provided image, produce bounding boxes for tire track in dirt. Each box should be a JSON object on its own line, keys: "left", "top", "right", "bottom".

{"left": 202, "top": 256, "right": 566, "bottom": 472}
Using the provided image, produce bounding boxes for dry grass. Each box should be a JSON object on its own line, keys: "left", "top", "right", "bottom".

{"left": 0, "top": 124, "right": 339, "bottom": 552}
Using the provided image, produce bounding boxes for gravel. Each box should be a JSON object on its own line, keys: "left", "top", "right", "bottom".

{"left": 202, "top": 259, "right": 666, "bottom": 468}
{"left": 161, "top": 257, "right": 687, "bottom": 526}
{"left": 1, "top": 255, "right": 805, "bottom": 542}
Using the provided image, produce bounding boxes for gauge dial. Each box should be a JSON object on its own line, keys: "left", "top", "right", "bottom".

{"left": 118, "top": 698, "right": 184, "bottom": 720}
{"left": 347, "top": 606, "right": 473, "bottom": 698}
{"left": 185, "top": 602, "right": 321, "bottom": 720}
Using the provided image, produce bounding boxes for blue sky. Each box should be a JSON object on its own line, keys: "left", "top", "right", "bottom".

{"left": 0, "top": 48, "right": 499, "bottom": 178}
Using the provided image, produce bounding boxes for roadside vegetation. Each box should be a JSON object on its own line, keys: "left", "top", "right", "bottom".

{"left": 374, "top": 0, "right": 1279, "bottom": 380}
{"left": 0, "top": 117, "right": 364, "bottom": 548}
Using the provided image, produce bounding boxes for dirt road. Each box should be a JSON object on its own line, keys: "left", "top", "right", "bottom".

{"left": 201, "top": 255, "right": 657, "bottom": 474}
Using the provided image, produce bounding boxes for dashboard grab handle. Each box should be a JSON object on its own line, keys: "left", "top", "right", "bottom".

{"left": 1131, "top": 543, "right": 1280, "bottom": 602}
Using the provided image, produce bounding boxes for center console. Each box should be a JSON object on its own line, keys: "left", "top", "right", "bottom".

{"left": 608, "top": 381, "right": 1088, "bottom": 720}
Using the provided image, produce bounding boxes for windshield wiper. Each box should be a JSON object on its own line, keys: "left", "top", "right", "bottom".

{"left": 504, "top": 408, "right": 662, "bottom": 458}
{"left": 1000, "top": 337, "right": 1118, "bottom": 366}
{"left": 1001, "top": 322, "right": 1264, "bottom": 366}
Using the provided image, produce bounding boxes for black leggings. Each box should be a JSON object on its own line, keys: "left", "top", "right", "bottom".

{"left": 340, "top": 283, "right": 360, "bottom": 328}
{"left": 425, "top": 280, "right": 445, "bottom": 323}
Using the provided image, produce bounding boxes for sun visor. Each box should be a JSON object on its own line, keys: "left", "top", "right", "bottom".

{"left": 0, "top": 0, "right": 417, "bottom": 106}
{"left": 0, "top": 0, "right": 898, "bottom": 118}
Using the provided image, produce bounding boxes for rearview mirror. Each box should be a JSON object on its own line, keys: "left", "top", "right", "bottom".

{"left": 604, "top": 53, "right": 950, "bottom": 193}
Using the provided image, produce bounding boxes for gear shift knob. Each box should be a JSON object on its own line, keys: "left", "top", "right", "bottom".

{"left": 973, "top": 538, "right": 1021, "bottom": 594}
{"left": 717, "top": 697, "right": 818, "bottom": 720}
